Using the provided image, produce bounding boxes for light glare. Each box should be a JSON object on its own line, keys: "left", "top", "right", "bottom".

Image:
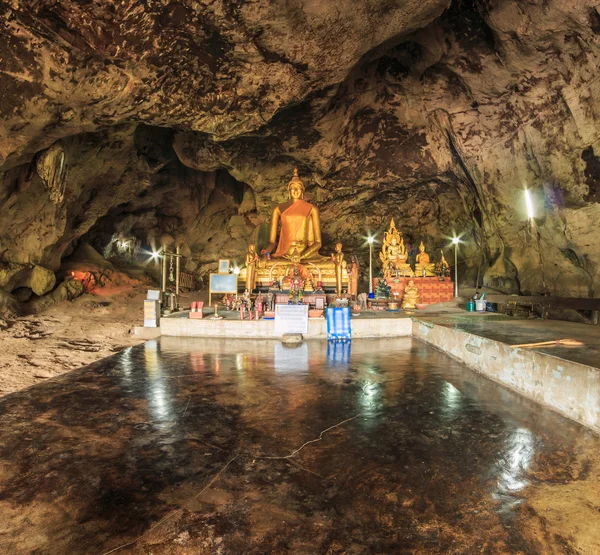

{"left": 525, "top": 189, "right": 534, "bottom": 219}
{"left": 367, "top": 236, "right": 375, "bottom": 244}
{"left": 452, "top": 237, "right": 460, "bottom": 245}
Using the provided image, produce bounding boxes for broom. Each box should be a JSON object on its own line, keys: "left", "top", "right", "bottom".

{"left": 511, "top": 339, "right": 584, "bottom": 348}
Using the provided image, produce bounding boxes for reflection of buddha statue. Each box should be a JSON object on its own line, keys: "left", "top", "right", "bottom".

{"left": 402, "top": 280, "right": 420, "bottom": 309}
{"left": 414, "top": 241, "right": 435, "bottom": 277}
{"left": 379, "top": 219, "right": 413, "bottom": 278}
{"left": 262, "top": 169, "right": 323, "bottom": 261}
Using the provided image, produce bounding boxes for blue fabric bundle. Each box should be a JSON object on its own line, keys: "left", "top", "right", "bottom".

{"left": 327, "top": 307, "right": 352, "bottom": 340}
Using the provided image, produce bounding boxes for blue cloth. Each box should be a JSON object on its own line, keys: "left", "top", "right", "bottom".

{"left": 327, "top": 307, "right": 352, "bottom": 340}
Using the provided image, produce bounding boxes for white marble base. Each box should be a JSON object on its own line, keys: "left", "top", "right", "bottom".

{"left": 160, "top": 313, "right": 412, "bottom": 339}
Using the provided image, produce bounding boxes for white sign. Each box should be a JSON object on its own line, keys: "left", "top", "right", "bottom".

{"left": 274, "top": 304, "right": 309, "bottom": 335}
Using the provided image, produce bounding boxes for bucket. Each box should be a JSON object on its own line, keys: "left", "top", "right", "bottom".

{"left": 475, "top": 299, "right": 486, "bottom": 312}
{"left": 466, "top": 300, "right": 475, "bottom": 312}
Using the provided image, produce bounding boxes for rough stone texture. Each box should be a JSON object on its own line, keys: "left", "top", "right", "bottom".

{"left": 2, "top": 0, "right": 600, "bottom": 298}
{"left": 0, "top": 263, "right": 55, "bottom": 295}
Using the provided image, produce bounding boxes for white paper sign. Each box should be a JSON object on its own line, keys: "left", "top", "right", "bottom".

{"left": 274, "top": 304, "right": 309, "bottom": 335}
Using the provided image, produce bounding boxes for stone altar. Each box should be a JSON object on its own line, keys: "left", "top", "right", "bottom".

{"left": 372, "top": 277, "right": 454, "bottom": 306}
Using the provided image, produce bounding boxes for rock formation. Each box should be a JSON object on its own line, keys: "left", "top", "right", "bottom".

{"left": 1, "top": 0, "right": 600, "bottom": 301}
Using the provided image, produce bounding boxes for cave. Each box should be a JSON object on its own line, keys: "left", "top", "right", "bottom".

{"left": 1, "top": 1, "right": 600, "bottom": 553}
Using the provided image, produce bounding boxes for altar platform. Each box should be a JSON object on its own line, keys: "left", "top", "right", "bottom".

{"left": 159, "top": 309, "right": 413, "bottom": 339}
{"left": 373, "top": 276, "right": 454, "bottom": 305}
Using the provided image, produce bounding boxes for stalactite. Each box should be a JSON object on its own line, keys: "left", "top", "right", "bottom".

{"left": 36, "top": 144, "right": 68, "bottom": 204}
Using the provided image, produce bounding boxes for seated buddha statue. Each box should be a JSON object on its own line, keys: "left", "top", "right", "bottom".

{"left": 241, "top": 169, "right": 358, "bottom": 295}
{"left": 379, "top": 219, "right": 413, "bottom": 278}
{"left": 401, "top": 279, "right": 420, "bottom": 309}
{"left": 261, "top": 168, "right": 325, "bottom": 262}
{"left": 414, "top": 241, "right": 435, "bottom": 277}
{"left": 435, "top": 250, "right": 451, "bottom": 277}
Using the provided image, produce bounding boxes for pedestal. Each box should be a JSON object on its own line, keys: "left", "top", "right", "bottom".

{"left": 372, "top": 277, "right": 454, "bottom": 305}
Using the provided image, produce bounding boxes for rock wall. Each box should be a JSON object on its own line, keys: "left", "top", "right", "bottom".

{"left": 1, "top": 0, "right": 600, "bottom": 298}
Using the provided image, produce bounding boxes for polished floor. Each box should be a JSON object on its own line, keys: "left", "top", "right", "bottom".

{"left": 0, "top": 337, "right": 599, "bottom": 554}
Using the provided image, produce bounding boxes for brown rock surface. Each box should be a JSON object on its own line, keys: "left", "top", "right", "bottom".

{"left": 1, "top": 0, "right": 600, "bottom": 298}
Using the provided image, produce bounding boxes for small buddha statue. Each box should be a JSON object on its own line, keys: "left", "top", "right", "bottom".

{"left": 439, "top": 250, "right": 450, "bottom": 277}
{"left": 401, "top": 280, "right": 420, "bottom": 309}
{"left": 331, "top": 242, "right": 346, "bottom": 295}
{"left": 284, "top": 265, "right": 305, "bottom": 294}
{"left": 245, "top": 243, "right": 259, "bottom": 291}
{"left": 414, "top": 241, "right": 435, "bottom": 277}
{"left": 379, "top": 219, "right": 413, "bottom": 278}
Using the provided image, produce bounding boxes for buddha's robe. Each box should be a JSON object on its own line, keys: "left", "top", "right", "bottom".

{"left": 273, "top": 199, "right": 316, "bottom": 258}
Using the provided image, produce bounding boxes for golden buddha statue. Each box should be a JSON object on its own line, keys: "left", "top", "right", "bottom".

{"left": 402, "top": 279, "right": 420, "bottom": 309}
{"left": 241, "top": 169, "right": 359, "bottom": 296}
{"left": 331, "top": 242, "right": 346, "bottom": 295}
{"left": 379, "top": 219, "right": 413, "bottom": 278}
{"left": 261, "top": 168, "right": 323, "bottom": 261}
{"left": 439, "top": 250, "right": 450, "bottom": 277}
{"left": 414, "top": 241, "right": 435, "bottom": 277}
{"left": 245, "top": 243, "right": 259, "bottom": 291}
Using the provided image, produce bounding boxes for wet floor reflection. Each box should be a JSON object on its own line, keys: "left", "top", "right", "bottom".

{"left": 0, "top": 337, "right": 598, "bottom": 554}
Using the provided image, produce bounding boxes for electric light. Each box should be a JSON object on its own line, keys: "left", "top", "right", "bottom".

{"left": 451, "top": 235, "right": 461, "bottom": 298}
{"left": 525, "top": 189, "right": 534, "bottom": 219}
{"left": 151, "top": 251, "right": 159, "bottom": 259}
{"left": 233, "top": 266, "right": 240, "bottom": 275}
{"left": 367, "top": 235, "right": 375, "bottom": 297}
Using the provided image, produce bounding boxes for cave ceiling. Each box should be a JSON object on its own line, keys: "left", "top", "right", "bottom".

{"left": 2, "top": 0, "right": 600, "bottom": 297}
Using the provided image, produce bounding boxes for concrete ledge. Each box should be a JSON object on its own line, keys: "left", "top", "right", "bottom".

{"left": 160, "top": 315, "right": 412, "bottom": 339}
{"left": 412, "top": 318, "right": 600, "bottom": 433}
{"left": 132, "top": 326, "right": 161, "bottom": 340}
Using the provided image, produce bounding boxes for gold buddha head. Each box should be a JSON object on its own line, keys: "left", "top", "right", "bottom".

{"left": 419, "top": 241, "right": 426, "bottom": 252}
{"left": 248, "top": 243, "right": 255, "bottom": 253}
{"left": 335, "top": 242, "right": 342, "bottom": 252}
{"left": 287, "top": 168, "right": 305, "bottom": 200}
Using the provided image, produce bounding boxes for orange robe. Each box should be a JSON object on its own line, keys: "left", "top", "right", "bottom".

{"left": 273, "top": 200, "right": 315, "bottom": 257}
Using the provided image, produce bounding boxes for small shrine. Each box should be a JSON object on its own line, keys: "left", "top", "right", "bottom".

{"left": 375, "top": 219, "right": 453, "bottom": 306}
{"left": 240, "top": 169, "right": 359, "bottom": 307}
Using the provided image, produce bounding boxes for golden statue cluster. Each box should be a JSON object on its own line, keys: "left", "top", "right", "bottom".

{"left": 241, "top": 169, "right": 358, "bottom": 296}
{"left": 379, "top": 219, "right": 450, "bottom": 278}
